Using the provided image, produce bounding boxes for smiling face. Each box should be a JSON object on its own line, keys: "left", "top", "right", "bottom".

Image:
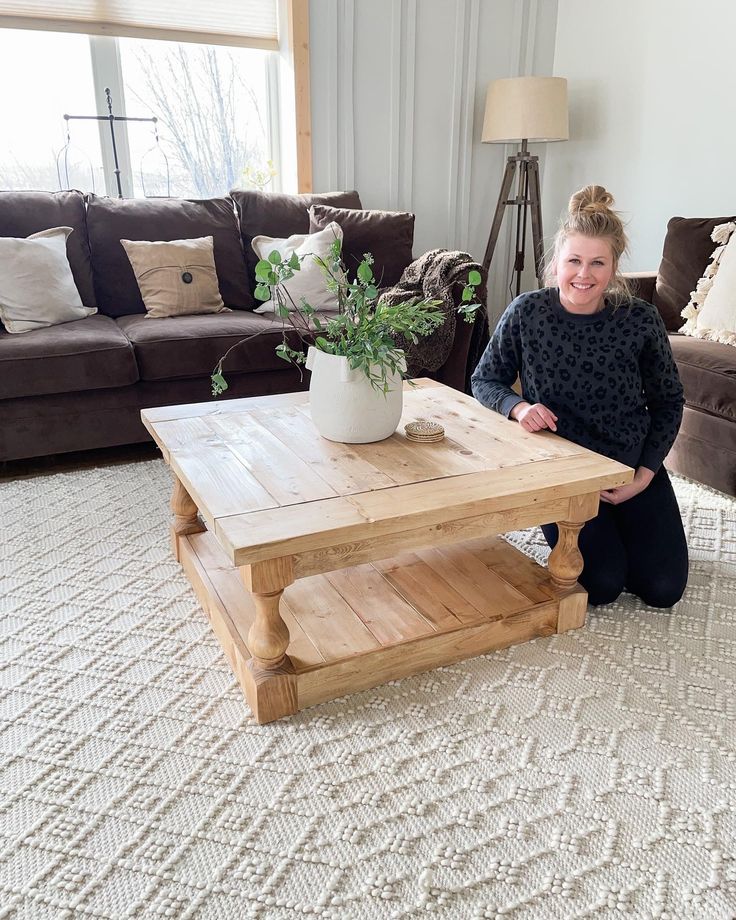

{"left": 555, "top": 233, "right": 615, "bottom": 314}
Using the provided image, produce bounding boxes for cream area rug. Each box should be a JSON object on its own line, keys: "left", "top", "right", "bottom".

{"left": 1, "top": 459, "right": 735, "bottom": 920}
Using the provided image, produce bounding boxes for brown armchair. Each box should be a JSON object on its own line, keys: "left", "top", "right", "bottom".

{"left": 627, "top": 215, "right": 736, "bottom": 495}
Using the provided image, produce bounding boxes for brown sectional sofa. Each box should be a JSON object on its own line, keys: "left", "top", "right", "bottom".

{"left": 0, "top": 189, "right": 488, "bottom": 463}
{"left": 630, "top": 214, "right": 736, "bottom": 496}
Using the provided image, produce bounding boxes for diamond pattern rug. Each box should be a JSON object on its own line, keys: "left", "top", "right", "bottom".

{"left": 1, "top": 459, "right": 735, "bottom": 919}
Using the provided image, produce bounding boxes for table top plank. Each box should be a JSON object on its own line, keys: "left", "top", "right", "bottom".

{"left": 216, "top": 453, "right": 631, "bottom": 564}
{"left": 148, "top": 416, "right": 281, "bottom": 526}
{"left": 316, "top": 421, "right": 477, "bottom": 485}
{"left": 404, "top": 386, "right": 585, "bottom": 462}
{"left": 205, "top": 412, "right": 338, "bottom": 506}
{"left": 250, "top": 406, "right": 397, "bottom": 493}
{"left": 141, "top": 389, "right": 310, "bottom": 424}
{"left": 346, "top": 454, "right": 627, "bottom": 521}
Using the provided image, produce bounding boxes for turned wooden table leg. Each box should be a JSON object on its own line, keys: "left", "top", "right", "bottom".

{"left": 548, "top": 492, "right": 600, "bottom": 634}
{"left": 548, "top": 520, "right": 584, "bottom": 589}
{"left": 249, "top": 590, "right": 290, "bottom": 669}
{"left": 170, "top": 475, "right": 205, "bottom": 561}
{"left": 240, "top": 558, "right": 297, "bottom": 723}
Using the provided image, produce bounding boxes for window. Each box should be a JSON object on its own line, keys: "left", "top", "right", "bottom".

{"left": 0, "top": 27, "right": 278, "bottom": 198}
{"left": 0, "top": 29, "right": 102, "bottom": 191}
{"left": 117, "top": 37, "right": 273, "bottom": 198}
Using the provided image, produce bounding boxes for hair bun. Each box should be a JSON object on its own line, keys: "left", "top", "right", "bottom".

{"left": 569, "top": 184, "right": 615, "bottom": 216}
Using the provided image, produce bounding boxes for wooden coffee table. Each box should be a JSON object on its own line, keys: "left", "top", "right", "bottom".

{"left": 142, "top": 380, "right": 632, "bottom": 724}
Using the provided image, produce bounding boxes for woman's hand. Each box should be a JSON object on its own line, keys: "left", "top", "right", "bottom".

{"left": 600, "top": 466, "right": 655, "bottom": 505}
{"left": 511, "top": 401, "right": 558, "bottom": 433}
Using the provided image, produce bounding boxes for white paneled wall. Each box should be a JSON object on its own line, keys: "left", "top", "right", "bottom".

{"left": 309, "top": 0, "right": 558, "bottom": 323}
{"left": 309, "top": 0, "right": 736, "bottom": 321}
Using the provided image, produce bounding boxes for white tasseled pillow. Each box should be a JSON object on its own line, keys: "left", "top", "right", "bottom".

{"left": 681, "top": 221, "right": 736, "bottom": 345}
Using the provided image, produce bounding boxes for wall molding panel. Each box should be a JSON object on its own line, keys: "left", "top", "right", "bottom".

{"left": 399, "top": 0, "right": 416, "bottom": 212}
{"left": 325, "top": 0, "right": 339, "bottom": 190}
{"left": 446, "top": 0, "right": 467, "bottom": 250}
{"left": 339, "top": 0, "right": 355, "bottom": 189}
{"left": 388, "top": 0, "right": 402, "bottom": 209}
{"left": 309, "top": 0, "right": 556, "bottom": 296}
{"left": 456, "top": 0, "right": 480, "bottom": 251}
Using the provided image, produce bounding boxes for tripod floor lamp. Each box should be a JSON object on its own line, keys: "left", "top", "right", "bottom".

{"left": 481, "top": 76, "right": 568, "bottom": 295}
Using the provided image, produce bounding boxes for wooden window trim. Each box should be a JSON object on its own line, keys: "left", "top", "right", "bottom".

{"left": 286, "top": 0, "right": 312, "bottom": 193}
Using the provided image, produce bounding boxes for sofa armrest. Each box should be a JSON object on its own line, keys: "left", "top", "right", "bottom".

{"left": 433, "top": 279, "right": 489, "bottom": 394}
{"left": 624, "top": 271, "right": 657, "bottom": 303}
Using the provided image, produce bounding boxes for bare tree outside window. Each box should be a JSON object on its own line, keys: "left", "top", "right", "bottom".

{"left": 122, "top": 41, "right": 271, "bottom": 199}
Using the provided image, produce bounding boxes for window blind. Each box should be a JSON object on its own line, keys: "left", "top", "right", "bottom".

{"left": 0, "top": 0, "right": 279, "bottom": 49}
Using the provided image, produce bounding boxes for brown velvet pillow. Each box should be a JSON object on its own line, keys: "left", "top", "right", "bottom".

{"left": 308, "top": 204, "right": 414, "bottom": 287}
{"left": 0, "top": 189, "right": 96, "bottom": 306}
{"left": 654, "top": 215, "right": 736, "bottom": 332}
{"left": 86, "top": 195, "right": 252, "bottom": 316}
{"left": 229, "top": 189, "right": 362, "bottom": 293}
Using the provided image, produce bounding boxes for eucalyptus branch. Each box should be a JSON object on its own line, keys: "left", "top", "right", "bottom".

{"left": 212, "top": 241, "right": 483, "bottom": 397}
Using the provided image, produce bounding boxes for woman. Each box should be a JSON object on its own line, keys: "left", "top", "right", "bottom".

{"left": 471, "top": 185, "right": 688, "bottom": 608}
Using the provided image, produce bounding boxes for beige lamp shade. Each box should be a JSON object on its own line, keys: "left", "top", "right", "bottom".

{"left": 482, "top": 76, "right": 568, "bottom": 143}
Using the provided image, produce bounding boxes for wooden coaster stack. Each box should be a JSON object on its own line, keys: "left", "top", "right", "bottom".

{"left": 404, "top": 419, "right": 445, "bottom": 443}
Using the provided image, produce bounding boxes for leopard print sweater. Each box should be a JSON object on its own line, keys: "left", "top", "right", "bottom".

{"left": 471, "top": 288, "right": 685, "bottom": 472}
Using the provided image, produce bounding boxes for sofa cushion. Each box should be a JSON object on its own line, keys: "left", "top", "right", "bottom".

{"left": 309, "top": 203, "right": 414, "bottom": 287}
{"left": 654, "top": 216, "right": 736, "bottom": 332}
{"left": 229, "top": 189, "right": 362, "bottom": 294}
{"left": 669, "top": 333, "right": 736, "bottom": 422}
{"left": 86, "top": 195, "right": 253, "bottom": 317}
{"left": 0, "top": 190, "right": 96, "bottom": 307}
{"left": 117, "top": 311, "right": 324, "bottom": 381}
{"left": 0, "top": 314, "right": 137, "bottom": 400}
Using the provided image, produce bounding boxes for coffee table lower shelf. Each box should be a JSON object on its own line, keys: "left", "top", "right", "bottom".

{"left": 177, "top": 529, "right": 587, "bottom": 724}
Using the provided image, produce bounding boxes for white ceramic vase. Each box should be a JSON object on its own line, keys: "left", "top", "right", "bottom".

{"left": 306, "top": 346, "right": 404, "bottom": 443}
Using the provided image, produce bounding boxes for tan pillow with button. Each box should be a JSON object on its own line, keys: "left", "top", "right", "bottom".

{"left": 120, "top": 236, "right": 228, "bottom": 318}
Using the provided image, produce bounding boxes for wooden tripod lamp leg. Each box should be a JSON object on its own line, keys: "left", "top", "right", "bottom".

{"left": 482, "top": 149, "right": 546, "bottom": 294}
{"left": 527, "top": 157, "right": 545, "bottom": 288}
{"left": 482, "top": 156, "right": 517, "bottom": 275}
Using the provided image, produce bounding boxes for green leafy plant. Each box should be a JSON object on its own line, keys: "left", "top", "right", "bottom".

{"left": 212, "top": 238, "right": 482, "bottom": 397}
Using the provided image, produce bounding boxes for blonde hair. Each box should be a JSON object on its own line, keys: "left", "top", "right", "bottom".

{"left": 544, "top": 185, "right": 633, "bottom": 305}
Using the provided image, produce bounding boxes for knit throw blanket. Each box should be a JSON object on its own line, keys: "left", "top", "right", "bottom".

{"left": 379, "top": 248, "right": 482, "bottom": 374}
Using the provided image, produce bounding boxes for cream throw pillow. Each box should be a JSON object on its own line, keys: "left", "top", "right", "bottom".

{"left": 251, "top": 221, "right": 343, "bottom": 313}
{"left": 681, "top": 221, "right": 736, "bottom": 345}
{"left": 0, "top": 227, "right": 96, "bottom": 334}
{"left": 121, "top": 236, "right": 227, "bottom": 319}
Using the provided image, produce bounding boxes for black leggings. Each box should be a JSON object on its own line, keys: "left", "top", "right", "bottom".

{"left": 541, "top": 467, "right": 689, "bottom": 608}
